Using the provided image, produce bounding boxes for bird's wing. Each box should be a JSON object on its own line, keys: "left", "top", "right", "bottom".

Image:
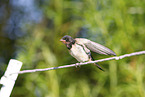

{"left": 75, "top": 38, "right": 116, "bottom": 56}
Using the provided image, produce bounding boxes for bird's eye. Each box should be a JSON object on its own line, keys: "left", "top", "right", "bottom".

{"left": 65, "top": 38, "right": 69, "bottom": 42}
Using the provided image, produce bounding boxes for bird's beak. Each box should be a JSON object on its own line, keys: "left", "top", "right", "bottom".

{"left": 60, "top": 39, "right": 66, "bottom": 44}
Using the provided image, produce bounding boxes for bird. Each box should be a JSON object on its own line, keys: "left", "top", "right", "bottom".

{"left": 60, "top": 35, "right": 116, "bottom": 71}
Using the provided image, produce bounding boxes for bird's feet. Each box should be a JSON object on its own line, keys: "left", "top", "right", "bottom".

{"left": 75, "top": 63, "right": 81, "bottom": 68}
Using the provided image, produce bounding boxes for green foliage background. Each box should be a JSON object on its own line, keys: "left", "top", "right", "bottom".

{"left": 0, "top": 0, "right": 145, "bottom": 97}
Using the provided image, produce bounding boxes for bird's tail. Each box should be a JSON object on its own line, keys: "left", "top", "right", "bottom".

{"left": 93, "top": 63, "right": 104, "bottom": 71}
{"left": 88, "top": 53, "right": 104, "bottom": 71}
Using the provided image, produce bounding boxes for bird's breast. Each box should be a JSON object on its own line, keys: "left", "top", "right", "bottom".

{"left": 69, "top": 44, "right": 89, "bottom": 62}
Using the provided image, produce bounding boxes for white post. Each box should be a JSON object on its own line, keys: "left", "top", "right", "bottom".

{"left": 0, "top": 59, "right": 23, "bottom": 97}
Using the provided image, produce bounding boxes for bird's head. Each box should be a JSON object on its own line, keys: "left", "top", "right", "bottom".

{"left": 60, "top": 35, "right": 75, "bottom": 44}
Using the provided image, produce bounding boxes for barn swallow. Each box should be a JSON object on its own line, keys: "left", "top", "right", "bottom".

{"left": 60, "top": 35, "right": 116, "bottom": 71}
